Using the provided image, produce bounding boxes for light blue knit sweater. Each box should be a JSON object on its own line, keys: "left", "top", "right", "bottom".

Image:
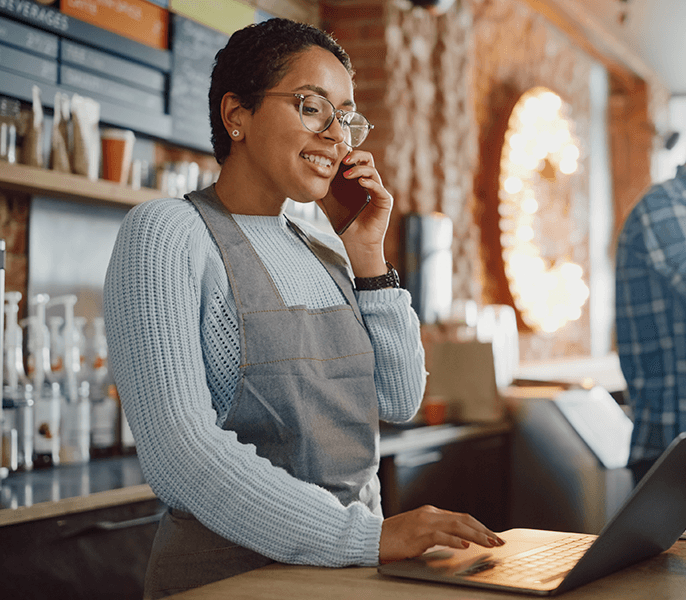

{"left": 104, "top": 197, "right": 427, "bottom": 567}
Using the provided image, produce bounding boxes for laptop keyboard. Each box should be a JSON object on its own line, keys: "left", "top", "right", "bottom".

{"left": 473, "top": 535, "right": 596, "bottom": 584}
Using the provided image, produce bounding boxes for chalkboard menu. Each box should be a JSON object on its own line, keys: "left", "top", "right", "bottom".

{"left": 0, "top": 2, "right": 170, "bottom": 70}
{"left": 0, "top": 3, "right": 173, "bottom": 139}
{"left": 168, "top": 15, "right": 229, "bottom": 152}
{"left": 0, "top": 2, "right": 273, "bottom": 153}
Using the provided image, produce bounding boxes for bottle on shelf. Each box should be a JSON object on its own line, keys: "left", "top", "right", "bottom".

{"left": 33, "top": 381, "right": 61, "bottom": 468}
{"left": 46, "top": 295, "right": 80, "bottom": 402}
{"left": 17, "top": 385, "right": 35, "bottom": 471}
{"left": 2, "top": 383, "right": 34, "bottom": 473}
{"left": 20, "top": 297, "right": 58, "bottom": 470}
{"left": 89, "top": 317, "right": 118, "bottom": 458}
{"left": 113, "top": 385, "right": 136, "bottom": 456}
{"left": 88, "top": 316, "right": 108, "bottom": 392}
{"left": 74, "top": 316, "right": 88, "bottom": 376}
{"left": 3, "top": 290, "right": 32, "bottom": 474}
{"left": 3, "top": 291, "right": 27, "bottom": 393}
{"left": 47, "top": 315, "right": 64, "bottom": 383}
{"left": 91, "top": 385, "right": 118, "bottom": 458}
{"left": 21, "top": 293, "right": 52, "bottom": 394}
{"left": 60, "top": 380, "right": 90, "bottom": 464}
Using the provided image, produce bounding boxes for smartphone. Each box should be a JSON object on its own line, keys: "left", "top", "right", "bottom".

{"left": 320, "top": 161, "right": 371, "bottom": 235}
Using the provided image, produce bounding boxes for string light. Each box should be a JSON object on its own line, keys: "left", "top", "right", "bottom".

{"left": 499, "top": 87, "right": 589, "bottom": 333}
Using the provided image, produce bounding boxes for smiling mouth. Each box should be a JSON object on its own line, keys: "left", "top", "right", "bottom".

{"left": 301, "top": 152, "right": 334, "bottom": 168}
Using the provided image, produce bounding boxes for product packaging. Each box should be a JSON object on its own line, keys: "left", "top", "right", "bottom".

{"left": 19, "top": 85, "right": 44, "bottom": 168}
{"left": 0, "top": 96, "right": 20, "bottom": 164}
{"left": 71, "top": 94, "right": 100, "bottom": 180}
{"left": 49, "top": 92, "right": 71, "bottom": 173}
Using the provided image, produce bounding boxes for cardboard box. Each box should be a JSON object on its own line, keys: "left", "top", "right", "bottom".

{"left": 425, "top": 340, "right": 504, "bottom": 423}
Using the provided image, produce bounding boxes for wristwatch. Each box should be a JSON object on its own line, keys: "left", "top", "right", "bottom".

{"left": 354, "top": 262, "right": 400, "bottom": 291}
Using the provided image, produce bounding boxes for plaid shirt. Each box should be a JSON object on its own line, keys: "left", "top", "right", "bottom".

{"left": 616, "top": 164, "right": 686, "bottom": 463}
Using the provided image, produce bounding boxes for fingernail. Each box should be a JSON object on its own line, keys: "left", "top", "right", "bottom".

{"left": 462, "top": 541, "right": 470, "bottom": 548}
{"left": 343, "top": 169, "right": 353, "bottom": 177}
{"left": 488, "top": 537, "right": 497, "bottom": 547}
{"left": 344, "top": 155, "right": 353, "bottom": 163}
{"left": 497, "top": 537, "right": 506, "bottom": 545}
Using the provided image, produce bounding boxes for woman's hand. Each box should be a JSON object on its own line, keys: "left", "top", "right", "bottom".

{"left": 379, "top": 505, "right": 505, "bottom": 564}
{"left": 317, "top": 150, "right": 393, "bottom": 278}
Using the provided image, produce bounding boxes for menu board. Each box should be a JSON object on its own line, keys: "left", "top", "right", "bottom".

{"left": 0, "top": 2, "right": 171, "bottom": 70}
{"left": 0, "top": 5, "right": 172, "bottom": 138}
{"left": 0, "top": 38, "right": 57, "bottom": 82}
{"left": 168, "top": 15, "right": 229, "bottom": 152}
{"left": 61, "top": 0, "right": 169, "bottom": 51}
{"left": 61, "top": 39, "right": 166, "bottom": 92}
{"left": 0, "top": 11, "right": 58, "bottom": 57}
{"left": 0, "top": 2, "right": 275, "bottom": 152}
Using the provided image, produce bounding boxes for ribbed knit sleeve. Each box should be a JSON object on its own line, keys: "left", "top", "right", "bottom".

{"left": 356, "top": 288, "right": 427, "bottom": 422}
{"left": 104, "top": 199, "right": 382, "bottom": 567}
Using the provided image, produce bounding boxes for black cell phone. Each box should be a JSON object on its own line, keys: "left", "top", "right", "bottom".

{"left": 320, "top": 161, "right": 371, "bottom": 235}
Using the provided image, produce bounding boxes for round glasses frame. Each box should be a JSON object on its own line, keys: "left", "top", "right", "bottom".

{"left": 262, "top": 92, "right": 374, "bottom": 148}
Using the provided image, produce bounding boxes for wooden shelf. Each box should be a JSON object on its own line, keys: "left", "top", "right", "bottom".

{"left": 0, "top": 161, "right": 162, "bottom": 206}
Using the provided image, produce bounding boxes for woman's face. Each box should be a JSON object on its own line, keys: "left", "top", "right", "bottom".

{"left": 239, "top": 45, "right": 355, "bottom": 207}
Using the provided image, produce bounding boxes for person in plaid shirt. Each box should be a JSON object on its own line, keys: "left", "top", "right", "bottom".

{"left": 615, "top": 163, "right": 686, "bottom": 484}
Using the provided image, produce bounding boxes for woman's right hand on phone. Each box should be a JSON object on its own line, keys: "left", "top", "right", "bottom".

{"left": 326, "top": 150, "right": 394, "bottom": 279}
{"left": 379, "top": 505, "right": 505, "bottom": 564}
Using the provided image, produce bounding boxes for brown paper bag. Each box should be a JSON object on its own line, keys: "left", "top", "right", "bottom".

{"left": 71, "top": 94, "right": 100, "bottom": 180}
{"left": 19, "top": 85, "right": 44, "bottom": 168}
{"left": 49, "top": 92, "right": 71, "bottom": 173}
{"left": 425, "top": 340, "right": 504, "bottom": 423}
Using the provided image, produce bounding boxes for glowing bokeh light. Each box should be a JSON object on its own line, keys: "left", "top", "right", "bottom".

{"left": 498, "top": 87, "right": 587, "bottom": 333}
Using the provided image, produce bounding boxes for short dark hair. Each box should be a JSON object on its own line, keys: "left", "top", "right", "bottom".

{"left": 209, "top": 18, "right": 354, "bottom": 164}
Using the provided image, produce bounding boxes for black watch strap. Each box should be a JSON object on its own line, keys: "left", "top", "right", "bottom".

{"left": 354, "top": 262, "right": 400, "bottom": 291}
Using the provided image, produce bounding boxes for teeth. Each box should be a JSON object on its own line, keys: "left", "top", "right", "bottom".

{"left": 301, "top": 153, "right": 332, "bottom": 168}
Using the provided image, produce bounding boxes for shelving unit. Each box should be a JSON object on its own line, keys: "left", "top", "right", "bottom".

{"left": 0, "top": 161, "right": 161, "bottom": 206}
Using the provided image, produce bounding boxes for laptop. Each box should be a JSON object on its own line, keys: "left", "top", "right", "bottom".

{"left": 378, "top": 432, "right": 686, "bottom": 595}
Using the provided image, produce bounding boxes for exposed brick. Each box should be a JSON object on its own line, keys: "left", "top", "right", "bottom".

{"left": 322, "top": 0, "right": 665, "bottom": 362}
{"left": 320, "top": 1, "right": 385, "bottom": 24}
{"left": 0, "top": 191, "right": 30, "bottom": 311}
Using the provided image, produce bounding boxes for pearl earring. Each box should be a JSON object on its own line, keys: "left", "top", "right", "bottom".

{"left": 232, "top": 130, "right": 240, "bottom": 137}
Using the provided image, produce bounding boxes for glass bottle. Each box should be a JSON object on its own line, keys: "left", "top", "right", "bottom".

{"left": 60, "top": 380, "right": 90, "bottom": 464}
{"left": 34, "top": 382, "right": 61, "bottom": 468}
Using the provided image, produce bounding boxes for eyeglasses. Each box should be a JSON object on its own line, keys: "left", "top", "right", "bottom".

{"left": 262, "top": 92, "right": 373, "bottom": 148}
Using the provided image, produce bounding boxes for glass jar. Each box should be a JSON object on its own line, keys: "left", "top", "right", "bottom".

{"left": 0, "top": 96, "right": 21, "bottom": 164}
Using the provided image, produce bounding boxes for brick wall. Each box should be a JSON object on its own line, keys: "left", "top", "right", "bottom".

{"left": 322, "top": 0, "right": 664, "bottom": 361}
{"left": 322, "top": 0, "right": 480, "bottom": 300}
{"left": 608, "top": 74, "right": 654, "bottom": 236}
{"left": 0, "top": 191, "right": 30, "bottom": 316}
{"left": 471, "top": 0, "right": 595, "bottom": 360}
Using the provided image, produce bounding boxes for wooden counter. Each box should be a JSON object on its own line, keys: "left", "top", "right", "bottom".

{"left": 0, "top": 456, "right": 163, "bottom": 599}
{"left": 0, "top": 423, "right": 510, "bottom": 599}
{"left": 166, "top": 541, "right": 686, "bottom": 599}
{"left": 0, "top": 482, "right": 155, "bottom": 527}
{"left": 0, "top": 455, "right": 155, "bottom": 527}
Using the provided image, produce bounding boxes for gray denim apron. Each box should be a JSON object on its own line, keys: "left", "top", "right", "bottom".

{"left": 143, "top": 187, "right": 381, "bottom": 598}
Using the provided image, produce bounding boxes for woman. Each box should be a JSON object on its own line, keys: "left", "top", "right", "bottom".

{"left": 104, "top": 18, "right": 503, "bottom": 599}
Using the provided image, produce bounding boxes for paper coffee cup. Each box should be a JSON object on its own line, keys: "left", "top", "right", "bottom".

{"left": 101, "top": 128, "right": 135, "bottom": 184}
{"left": 423, "top": 397, "right": 447, "bottom": 426}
